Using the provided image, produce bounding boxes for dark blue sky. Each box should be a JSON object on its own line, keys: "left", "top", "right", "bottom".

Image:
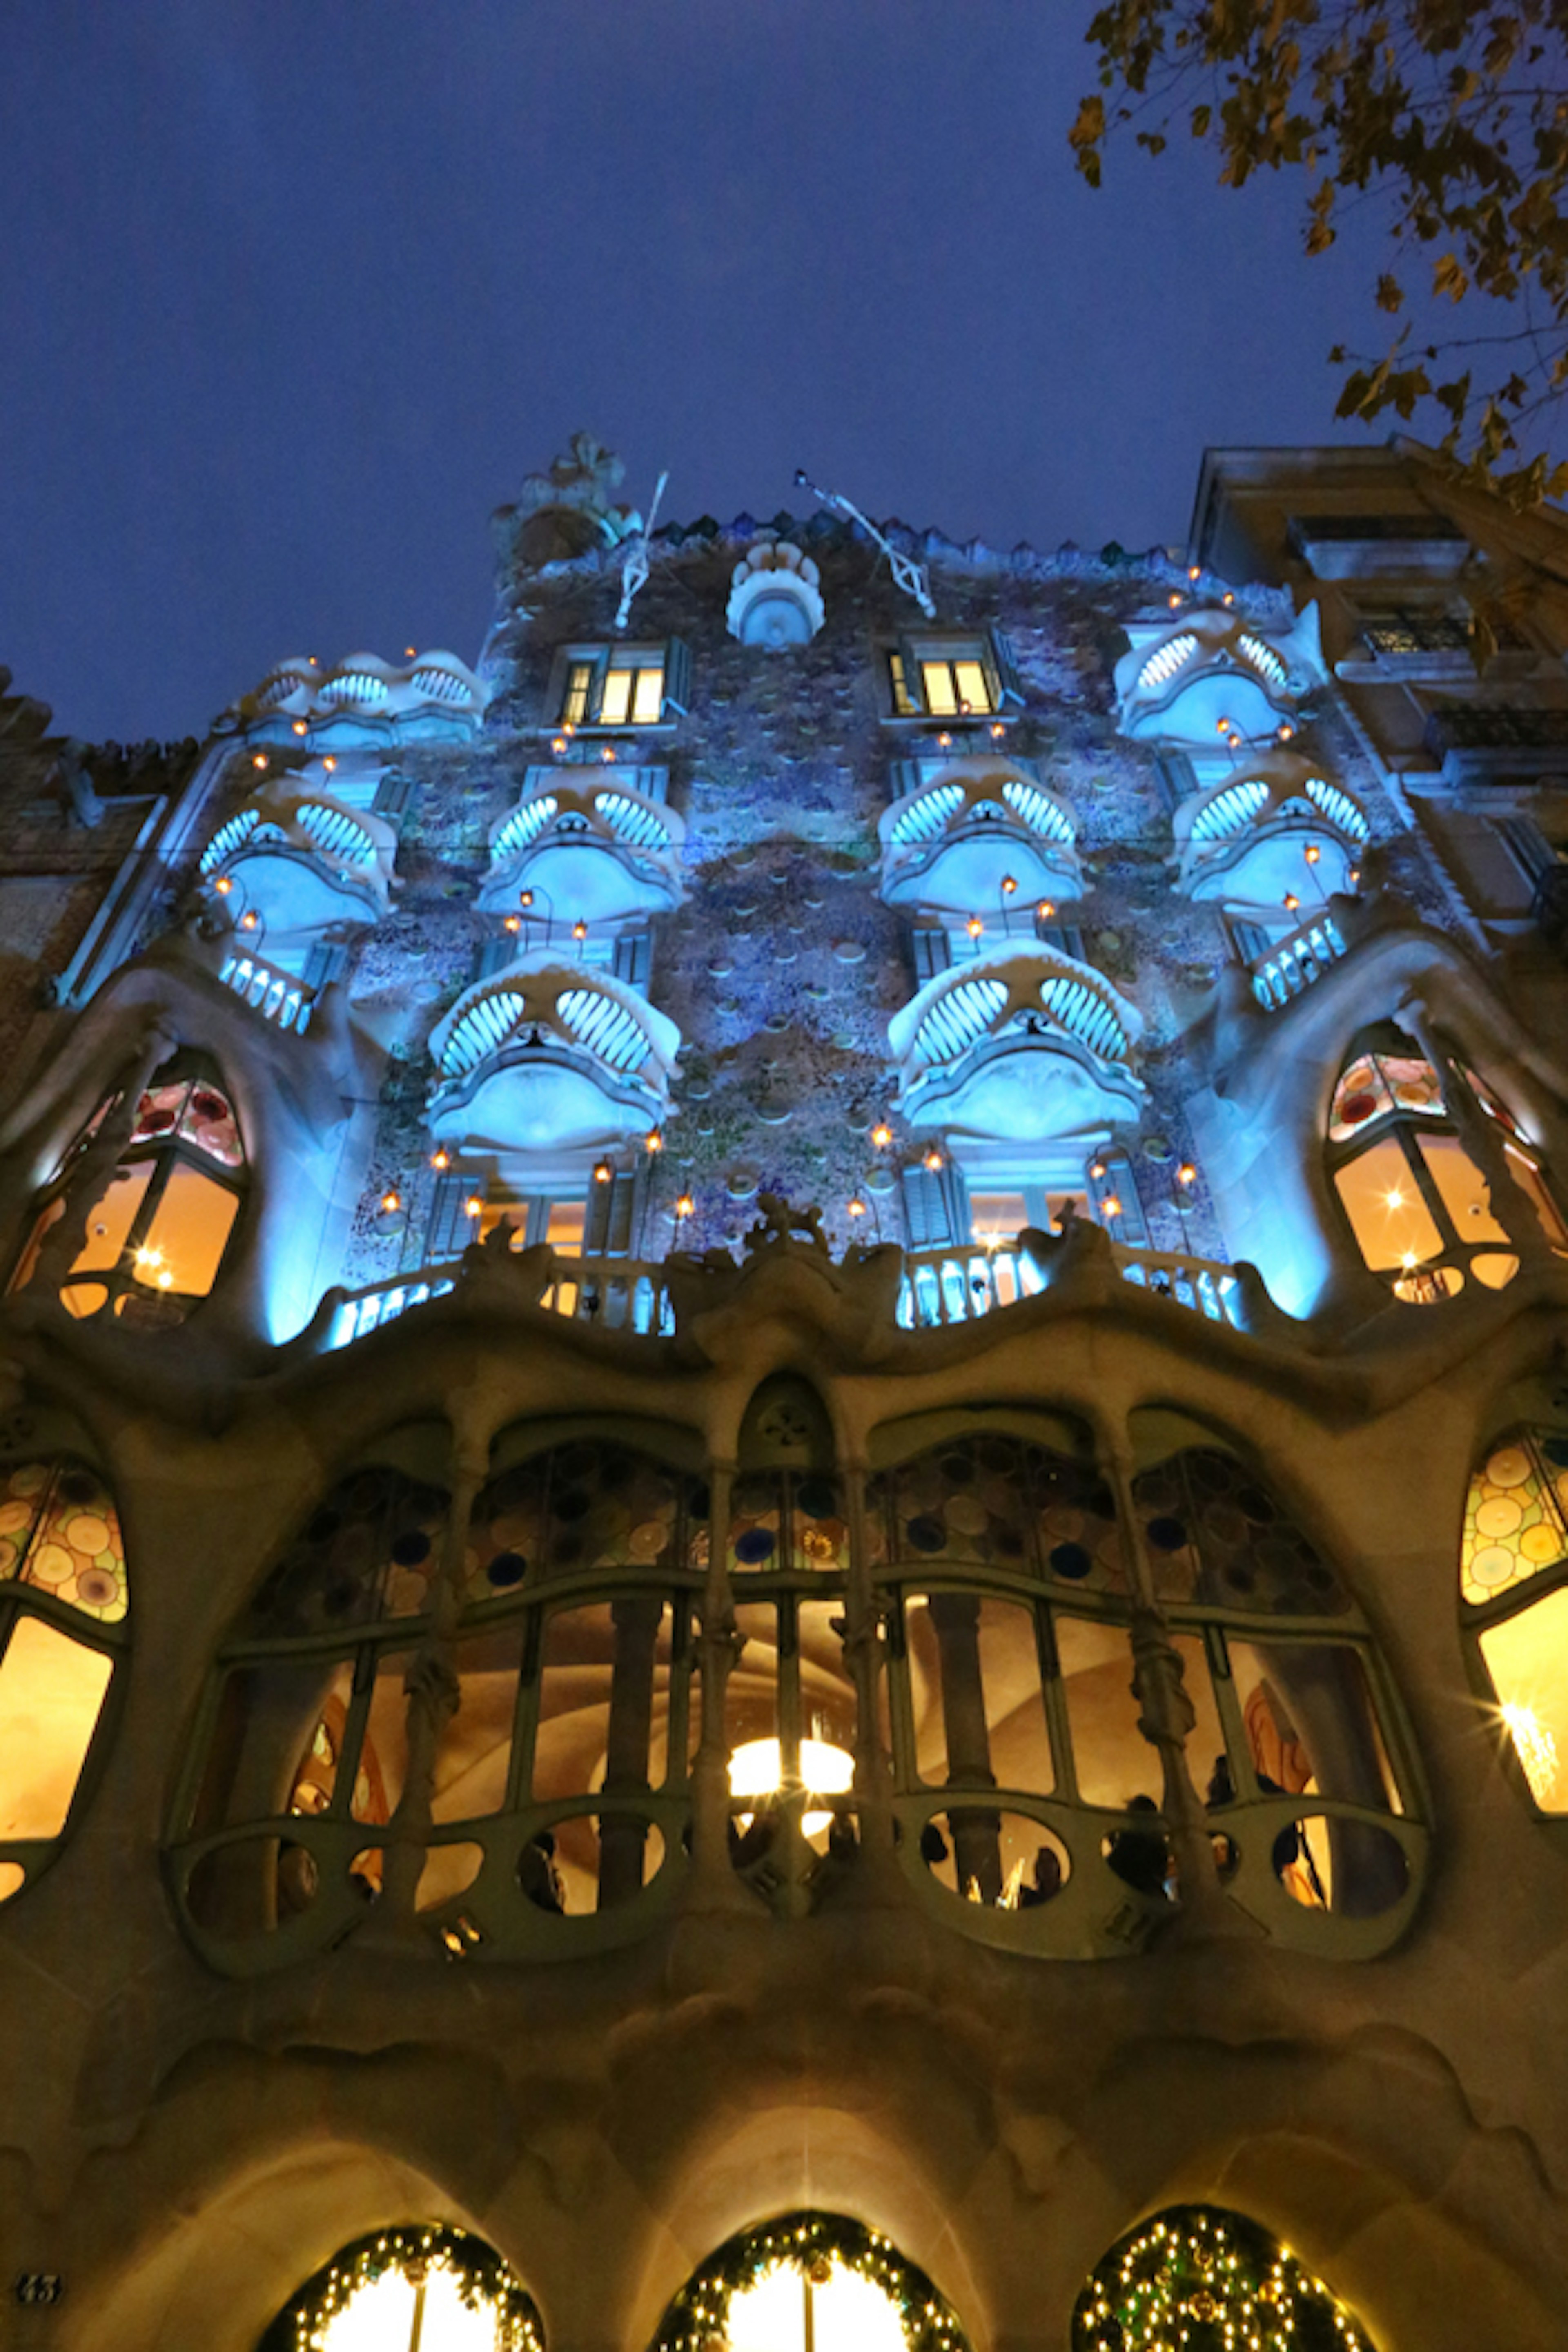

{"left": 5, "top": 2, "right": 1401, "bottom": 744}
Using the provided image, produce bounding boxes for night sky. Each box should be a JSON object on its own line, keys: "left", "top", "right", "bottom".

{"left": 5, "top": 3, "right": 1406, "bottom": 744}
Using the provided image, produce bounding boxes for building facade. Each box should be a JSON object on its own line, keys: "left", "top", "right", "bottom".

{"left": 0, "top": 432, "right": 1566, "bottom": 2348}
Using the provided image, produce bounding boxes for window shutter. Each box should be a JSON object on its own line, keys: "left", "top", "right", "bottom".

{"left": 895, "top": 637, "right": 927, "bottom": 715}
{"left": 889, "top": 758, "right": 926, "bottom": 800}
{"left": 301, "top": 940, "right": 346, "bottom": 991}
{"left": 1036, "top": 921, "right": 1086, "bottom": 962}
{"left": 1154, "top": 753, "right": 1196, "bottom": 811}
{"left": 988, "top": 626, "right": 1025, "bottom": 708}
{"left": 911, "top": 928, "right": 951, "bottom": 982}
{"left": 426, "top": 1173, "right": 474, "bottom": 1260}
{"left": 662, "top": 637, "right": 693, "bottom": 715}
{"left": 477, "top": 934, "right": 519, "bottom": 980}
{"left": 613, "top": 930, "right": 652, "bottom": 989}
{"left": 372, "top": 773, "right": 414, "bottom": 818}
{"left": 584, "top": 1172, "right": 636, "bottom": 1255}
{"left": 1086, "top": 1150, "right": 1149, "bottom": 1246}
{"left": 901, "top": 1165, "right": 959, "bottom": 1249}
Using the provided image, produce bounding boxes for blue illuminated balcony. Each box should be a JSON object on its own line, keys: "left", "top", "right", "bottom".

{"left": 1172, "top": 753, "right": 1368, "bottom": 917}
{"left": 888, "top": 944, "right": 1144, "bottom": 1140}
{"left": 1114, "top": 604, "right": 1325, "bottom": 748}
{"left": 475, "top": 768, "right": 685, "bottom": 929}
{"left": 200, "top": 787, "right": 396, "bottom": 936}
{"left": 224, "top": 650, "right": 489, "bottom": 750}
{"left": 427, "top": 953, "right": 681, "bottom": 1154}
{"left": 877, "top": 756, "right": 1082, "bottom": 921}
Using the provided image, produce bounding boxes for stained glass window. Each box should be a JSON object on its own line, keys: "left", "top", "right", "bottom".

{"left": 0, "top": 1453, "right": 128, "bottom": 1905}
{"left": 1072, "top": 2206, "right": 1374, "bottom": 2351}
{"left": 1462, "top": 1425, "right": 1568, "bottom": 1812}
{"left": 651, "top": 2214, "right": 970, "bottom": 2352}
{"left": 871, "top": 1435, "right": 1122, "bottom": 1589}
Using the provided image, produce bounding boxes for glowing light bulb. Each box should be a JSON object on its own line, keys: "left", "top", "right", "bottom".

{"left": 1216, "top": 718, "right": 1232, "bottom": 737}
{"left": 405, "top": 645, "right": 416, "bottom": 658}
{"left": 381, "top": 1190, "right": 401, "bottom": 1214}
{"left": 572, "top": 919, "right": 588, "bottom": 941}
{"left": 157, "top": 1270, "right": 173, "bottom": 1289}
{"left": 563, "top": 720, "right": 575, "bottom": 737}
{"left": 645, "top": 1128, "right": 664, "bottom": 1154}
{"left": 847, "top": 1197, "right": 868, "bottom": 1220}
{"left": 323, "top": 755, "right": 337, "bottom": 771}
{"left": 251, "top": 753, "right": 267, "bottom": 770}
{"left": 1001, "top": 875, "right": 1017, "bottom": 896}
{"left": 1089, "top": 1160, "right": 1106, "bottom": 1180}
{"left": 292, "top": 719, "right": 307, "bottom": 737}
{"left": 1304, "top": 843, "right": 1321, "bottom": 865}
{"left": 430, "top": 1148, "right": 450, "bottom": 1171}
{"left": 1102, "top": 1194, "right": 1123, "bottom": 1217}
{"left": 593, "top": 1159, "right": 613, "bottom": 1185}
{"left": 1387, "top": 1189, "right": 1405, "bottom": 1210}
{"left": 1502, "top": 1702, "right": 1559, "bottom": 1800}
{"left": 214, "top": 876, "right": 233, "bottom": 895}
{"left": 674, "top": 1192, "right": 695, "bottom": 1219}
{"left": 1177, "top": 1161, "right": 1197, "bottom": 1185}
{"left": 936, "top": 731, "right": 952, "bottom": 748}
{"left": 1279, "top": 722, "right": 1295, "bottom": 741}
{"left": 1222, "top": 591, "right": 1234, "bottom": 607}
{"left": 1283, "top": 892, "right": 1300, "bottom": 912}
{"left": 240, "top": 910, "right": 258, "bottom": 929}
{"left": 601, "top": 745, "right": 616, "bottom": 762}
{"left": 1168, "top": 592, "right": 1182, "bottom": 609}
{"left": 1187, "top": 564, "right": 1201, "bottom": 581}
{"left": 552, "top": 736, "right": 567, "bottom": 754}
{"left": 1227, "top": 732, "right": 1242, "bottom": 751}
{"left": 504, "top": 914, "right": 521, "bottom": 933}
{"left": 989, "top": 721, "right": 1004, "bottom": 739}
{"left": 1349, "top": 867, "right": 1361, "bottom": 887}
{"left": 134, "top": 1246, "right": 164, "bottom": 1272}
{"left": 465, "top": 1195, "right": 483, "bottom": 1218}
{"left": 871, "top": 1122, "right": 893, "bottom": 1149}
{"left": 519, "top": 890, "right": 535, "bottom": 909}
{"left": 966, "top": 915, "right": 983, "bottom": 940}
{"left": 1037, "top": 899, "right": 1055, "bottom": 920}
{"left": 923, "top": 1147, "right": 944, "bottom": 1173}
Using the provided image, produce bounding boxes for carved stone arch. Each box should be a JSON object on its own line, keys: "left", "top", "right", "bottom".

{"left": 865, "top": 1400, "right": 1094, "bottom": 1474}
{"left": 739, "top": 1371, "right": 836, "bottom": 1473}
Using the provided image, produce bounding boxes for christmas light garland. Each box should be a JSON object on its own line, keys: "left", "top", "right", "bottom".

{"left": 651, "top": 2211, "right": 969, "bottom": 2352}
{"left": 1071, "top": 2206, "right": 1376, "bottom": 2352}
{"left": 260, "top": 2223, "right": 544, "bottom": 2352}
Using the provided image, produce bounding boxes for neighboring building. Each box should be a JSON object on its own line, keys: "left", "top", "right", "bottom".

{"left": 0, "top": 432, "right": 1566, "bottom": 2351}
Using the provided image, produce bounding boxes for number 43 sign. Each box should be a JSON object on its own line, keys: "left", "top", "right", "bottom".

{"left": 15, "top": 2274, "right": 64, "bottom": 2305}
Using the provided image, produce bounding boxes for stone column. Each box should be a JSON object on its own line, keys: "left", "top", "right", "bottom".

{"left": 597, "top": 1593, "right": 663, "bottom": 1908}
{"left": 842, "top": 1458, "right": 896, "bottom": 1869}
{"left": 686, "top": 1458, "right": 752, "bottom": 1907}
{"left": 928, "top": 1590, "right": 1002, "bottom": 1903}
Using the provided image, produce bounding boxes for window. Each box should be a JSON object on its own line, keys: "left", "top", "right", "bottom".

{"left": 173, "top": 1437, "right": 704, "bottom": 1964}
{"left": 1356, "top": 600, "right": 1474, "bottom": 658}
{"left": 651, "top": 2216, "right": 970, "bottom": 2352}
{"left": 259, "top": 2225, "right": 543, "bottom": 2352}
{"left": 1074, "top": 2206, "right": 1376, "bottom": 2350}
{"left": 884, "top": 629, "right": 1022, "bottom": 723}
{"left": 1462, "top": 1426, "right": 1568, "bottom": 1812}
{"left": 10, "top": 1056, "right": 247, "bottom": 1327}
{"left": 1327, "top": 1025, "right": 1566, "bottom": 1300}
{"left": 546, "top": 639, "right": 691, "bottom": 731}
{"left": 0, "top": 1452, "right": 127, "bottom": 1904}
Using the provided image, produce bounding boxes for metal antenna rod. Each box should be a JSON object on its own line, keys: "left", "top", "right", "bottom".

{"left": 614, "top": 468, "right": 669, "bottom": 633}
{"left": 794, "top": 468, "right": 935, "bottom": 619}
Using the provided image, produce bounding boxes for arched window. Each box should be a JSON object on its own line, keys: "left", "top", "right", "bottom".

{"left": 1462, "top": 1425, "right": 1568, "bottom": 1810}
{"left": 1326, "top": 1023, "right": 1565, "bottom": 1301}
{"left": 1072, "top": 2205, "right": 1375, "bottom": 2350}
{"left": 1133, "top": 1446, "right": 1420, "bottom": 1938}
{"left": 11, "top": 1053, "right": 247, "bottom": 1325}
{"left": 650, "top": 2213, "right": 970, "bottom": 2352}
{"left": 260, "top": 2224, "right": 542, "bottom": 2352}
{"left": 172, "top": 1432, "right": 704, "bottom": 1968}
{"left": 0, "top": 1447, "right": 127, "bottom": 1901}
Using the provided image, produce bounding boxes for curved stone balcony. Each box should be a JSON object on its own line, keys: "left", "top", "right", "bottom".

{"left": 1172, "top": 753, "right": 1369, "bottom": 913}
{"left": 475, "top": 775, "right": 686, "bottom": 928}
{"left": 427, "top": 952, "right": 681, "bottom": 1153}
{"left": 200, "top": 787, "right": 396, "bottom": 932}
{"left": 727, "top": 538, "right": 826, "bottom": 648}
{"left": 877, "top": 757, "right": 1082, "bottom": 919}
{"left": 888, "top": 944, "right": 1144, "bottom": 1139}
{"left": 224, "top": 650, "right": 488, "bottom": 749}
{"left": 1114, "top": 604, "right": 1325, "bottom": 747}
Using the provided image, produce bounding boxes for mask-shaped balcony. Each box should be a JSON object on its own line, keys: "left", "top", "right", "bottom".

{"left": 1172, "top": 753, "right": 1369, "bottom": 916}
{"left": 888, "top": 944, "right": 1144, "bottom": 1140}
{"left": 877, "top": 757, "right": 1082, "bottom": 920}
{"left": 1114, "top": 604, "right": 1324, "bottom": 747}
{"left": 226, "top": 650, "right": 488, "bottom": 750}
{"left": 200, "top": 788, "right": 397, "bottom": 934}
{"left": 474, "top": 773, "right": 686, "bottom": 929}
{"left": 428, "top": 952, "right": 681, "bottom": 1154}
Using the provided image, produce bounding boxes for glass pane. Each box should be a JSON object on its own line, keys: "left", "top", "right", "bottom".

{"left": 431, "top": 1625, "right": 526, "bottom": 1824}
{"left": 1055, "top": 1616, "right": 1155, "bottom": 1810}
{"left": 969, "top": 1191, "right": 1027, "bottom": 1245}
{"left": 920, "top": 1808, "right": 1070, "bottom": 1911}
{"left": 532, "top": 1604, "right": 615, "bottom": 1802}
{"left": 1379, "top": 1054, "right": 1445, "bottom": 1117}
{"left": 348, "top": 1646, "right": 412, "bottom": 1827}
{"left": 1333, "top": 1136, "right": 1445, "bottom": 1271}
{"left": 889, "top": 653, "right": 913, "bottom": 715}
{"left": 903, "top": 1593, "right": 1052, "bottom": 1798}
{"left": 1480, "top": 1587, "right": 1568, "bottom": 1811}
{"left": 128, "top": 1080, "right": 190, "bottom": 1148}
{"left": 598, "top": 668, "right": 633, "bottom": 726}
{"left": 1328, "top": 1055, "right": 1392, "bottom": 1142}
{"left": 564, "top": 662, "right": 593, "bottom": 724}
{"left": 247, "top": 1468, "right": 449, "bottom": 1635}
{"left": 20, "top": 1458, "right": 128, "bottom": 1622}
{"left": 794, "top": 1473, "right": 847, "bottom": 1572}
{"left": 1463, "top": 1431, "right": 1568, "bottom": 1605}
{"left": 891, "top": 1438, "right": 1038, "bottom": 1575}
{"left": 631, "top": 664, "right": 664, "bottom": 723}
{"left": 545, "top": 1199, "right": 584, "bottom": 1256}
{"left": 70, "top": 1160, "right": 153, "bottom": 1275}
{"left": 0, "top": 1616, "right": 112, "bottom": 1840}
{"left": 796, "top": 1597, "right": 858, "bottom": 1825}
{"left": 953, "top": 659, "right": 993, "bottom": 715}
{"left": 730, "top": 1472, "right": 783, "bottom": 1571}
{"left": 468, "top": 1445, "right": 689, "bottom": 1594}
{"left": 727, "top": 1601, "right": 780, "bottom": 1760}
{"left": 1417, "top": 1132, "right": 1508, "bottom": 1244}
{"left": 1135, "top": 1450, "right": 1350, "bottom": 1617}
{"left": 193, "top": 1658, "right": 357, "bottom": 1833}
{"left": 176, "top": 1081, "right": 243, "bottom": 1167}
{"left": 920, "top": 661, "right": 958, "bottom": 716}
{"left": 137, "top": 1163, "right": 240, "bottom": 1297}
{"left": 1227, "top": 1640, "right": 1400, "bottom": 1811}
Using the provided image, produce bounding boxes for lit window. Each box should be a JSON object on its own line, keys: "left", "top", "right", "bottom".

{"left": 549, "top": 641, "right": 688, "bottom": 730}
{"left": 10, "top": 1056, "right": 247, "bottom": 1327}
{"left": 1325, "top": 1026, "right": 1562, "bottom": 1301}
{"left": 266, "top": 2225, "right": 542, "bottom": 2352}
{"left": 651, "top": 2216, "right": 969, "bottom": 2352}
{"left": 1074, "top": 2205, "right": 1376, "bottom": 2350}
{"left": 0, "top": 1453, "right": 127, "bottom": 1906}
{"left": 883, "top": 630, "right": 1021, "bottom": 723}
{"left": 1462, "top": 1426, "right": 1568, "bottom": 1811}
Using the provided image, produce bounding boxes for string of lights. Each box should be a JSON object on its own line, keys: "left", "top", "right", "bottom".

{"left": 652, "top": 2211, "right": 969, "bottom": 2352}
{"left": 1071, "top": 2207, "right": 1374, "bottom": 2352}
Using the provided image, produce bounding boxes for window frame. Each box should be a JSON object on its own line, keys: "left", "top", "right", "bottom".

{"left": 880, "top": 628, "right": 1024, "bottom": 729}
{"left": 541, "top": 639, "right": 691, "bottom": 736}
